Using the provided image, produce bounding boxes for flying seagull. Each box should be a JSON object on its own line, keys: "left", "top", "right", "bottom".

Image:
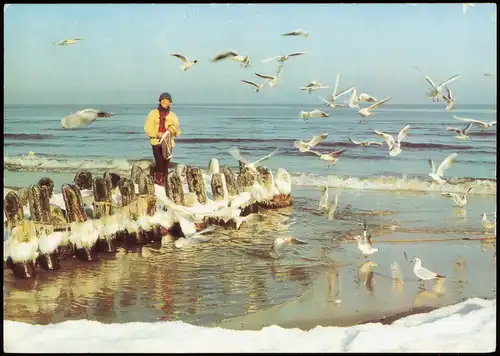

{"left": 281, "top": 29, "right": 309, "bottom": 38}
{"left": 54, "top": 38, "right": 84, "bottom": 46}
{"left": 169, "top": 53, "right": 198, "bottom": 71}
{"left": 61, "top": 109, "right": 116, "bottom": 129}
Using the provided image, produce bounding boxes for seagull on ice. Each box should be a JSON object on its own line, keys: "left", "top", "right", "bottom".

{"left": 300, "top": 110, "right": 329, "bottom": 120}
{"left": 414, "top": 67, "right": 460, "bottom": 102}
{"left": 293, "top": 133, "right": 328, "bottom": 153}
{"left": 428, "top": 152, "right": 458, "bottom": 185}
{"left": 254, "top": 64, "right": 284, "bottom": 87}
{"left": 61, "top": 109, "right": 116, "bottom": 129}
{"left": 240, "top": 80, "right": 265, "bottom": 92}
{"left": 330, "top": 73, "right": 356, "bottom": 103}
{"left": 411, "top": 257, "right": 445, "bottom": 283}
{"left": 348, "top": 138, "right": 383, "bottom": 150}
{"left": 54, "top": 38, "right": 84, "bottom": 46}
{"left": 319, "top": 97, "right": 346, "bottom": 109}
{"left": 169, "top": 53, "right": 198, "bottom": 71}
{"left": 441, "top": 187, "right": 473, "bottom": 208}
{"left": 212, "top": 51, "right": 250, "bottom": 68}
{"left": 481, "top": 213, "right": 496, "bottom": 233}
{"left": 446, "top": 121, "right": 473, "bottom": 140}
{"left": 308, "top": 149, "right": 345, "bottom": 167}
{"left": 453, "top": 115, "right": 497, "bottom": 130}
{"left": 318, "top": 186, "right": 338, "bottom": 220}
{"left": 358, "top": 97, "right": 391, "bottom": 122}
{"left": 262, "top": 52, "right": 307, "bottom": 63}
{"left": 354, "top": 223, "right": 378, "bottom": 258}
{"left": 281, "top": 29, "right": 309, "bottom": 38}
{"left": 374, "top": 124, "right": 411, "bottom": 157}
{"left": 228, "top": 146, "right": 279, "bottom": 174}
{"left": 462, "top": 3, "right": 475, "bottom": 14}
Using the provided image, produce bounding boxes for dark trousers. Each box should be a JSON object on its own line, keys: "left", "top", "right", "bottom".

{"left": 152, "top": 145, "right": 170, "bottom": 176}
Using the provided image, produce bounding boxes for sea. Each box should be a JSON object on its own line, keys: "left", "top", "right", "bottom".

{"left": 3, "top": 103, "right": 497, "bottom": 328}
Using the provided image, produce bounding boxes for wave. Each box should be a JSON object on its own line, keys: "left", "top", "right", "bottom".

{"left": 4, "top": 133, "right": 57, "bottom": 140}
{"left": 4, "top": 155, "right": 133, "bottom": 174}
{"left": 3, "top": 155, "right": 496, "bottom": 195}
{"left": 291, "top": 173, "right": 496, "bottom": 195}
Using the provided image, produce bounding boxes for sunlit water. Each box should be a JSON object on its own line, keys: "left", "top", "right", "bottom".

{"left": 3, "top": 103, "right": 497, "bottom": 327}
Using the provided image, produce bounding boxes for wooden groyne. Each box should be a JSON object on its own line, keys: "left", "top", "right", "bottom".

{"left": 3, "top": 160, "right": 293, "bottom": 279}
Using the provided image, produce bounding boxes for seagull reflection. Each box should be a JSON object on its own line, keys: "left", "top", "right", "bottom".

{"left": 326, "top": 265, "right": 342, "bottom": 304}
{"left": 391, "top": 261, "right": 404, "bottom": 293}
{"left": 454, "top": 207, "right": 467, "bottom": 219}
{"left": 414, "top": 279, "right": 446, "bottom": 306}
{"left": 452, "top": 256, "right": 468, "bottom": 291}
{"left": 357, "top": 261, "right": 377, "bottom": 293}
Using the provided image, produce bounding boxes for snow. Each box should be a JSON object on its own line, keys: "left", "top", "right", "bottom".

{"left": 3, "top": 297, "right": 495, "bottom": 353}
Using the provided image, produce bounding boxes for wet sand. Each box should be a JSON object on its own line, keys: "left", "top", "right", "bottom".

{"left": 204, "top": 235, "right": 496, "bottom": 331}
{"left": 3, "top": 185, "right": 497, "bottom": 330}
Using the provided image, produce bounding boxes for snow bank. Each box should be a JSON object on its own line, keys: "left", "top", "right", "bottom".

{"left": 3, "top": 297, "right": 495, "bottom": 353}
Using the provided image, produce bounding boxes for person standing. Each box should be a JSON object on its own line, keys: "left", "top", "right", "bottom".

{"left": 144, "top": 92, "right": 181, "bottom": 186}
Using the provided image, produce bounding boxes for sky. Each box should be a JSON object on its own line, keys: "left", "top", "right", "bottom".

{"left": 3, "top": 3, "right": 497, "bottom": 105}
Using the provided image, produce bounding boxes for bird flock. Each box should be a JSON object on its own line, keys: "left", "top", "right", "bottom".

{"left": 45, "top": 4, "right": 496, "bottom": 284}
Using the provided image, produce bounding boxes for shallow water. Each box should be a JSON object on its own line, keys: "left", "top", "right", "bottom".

{"left": 3, "top": 186, "right": 496, "bottom": 327}
{"left": 3, "top": 103, "right": 497, "bottom": 327}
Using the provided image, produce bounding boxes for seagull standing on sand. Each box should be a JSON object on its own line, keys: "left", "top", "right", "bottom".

{"left": 374, "top": 124, "right": 411, "bottom": 157}
{"left": 308, "top": 149, "right": 345, "bottom": 167}
{"left": 228, "top": 146, "right": 279, "bottom": 174}
{"left": 318, "top": 186, "right": 338, "bottom": 220}
{"left": 348, "top": 138, "right": 383, "bottom": 151}
{"left": 169, "top": 53, "right": 198, "bottom": 71}
{"left": 354, "top": 223, "right": 378, "bottom": 258}
{"left": 61, "top": 109, "right": 116, "bottom": 129}
{"left": 281, "top": 29, "right": 309, "bottom": 38}
{"left": 300, "top": 110, "right": 329, "bottom": 120}
{"left": 428, "top": 152, "right": 458, "bottom": 185}
{"left": 453, "top": 115, "right": 497, "bottom": 130}
{"left": 212, "top": 51, "right": 250, "bottom": 68}
{"left": 293, "top": 133, "right": 328, "bottom": 153}
{"left": 240, "top": 80, "right": 265, "bottom": 92}
{"left": 441, "top": 187, "right": 473, "bottom": 208}
{"left": 262, "top": 52, "right": 307, "bottom": 63}
{"left": 54, "top": 38, "right": 84, "bottom": 46}
{"left": 411, "top": 257, "right": 445, "bottom": 285}
{"left": 414, "top": 67, "right": 460, "bottom": 102}
{"left": 446, "top": 121, "right": 473, "bottom": 140}
{"left": 358, "top": 97, "right": 392, "bottom": 122}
